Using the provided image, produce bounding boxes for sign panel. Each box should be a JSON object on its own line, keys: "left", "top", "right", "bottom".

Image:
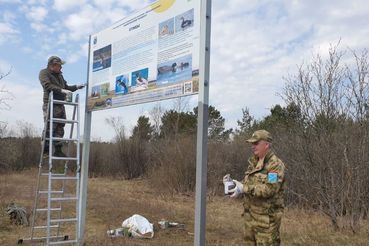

{"left": 87, "top": 0, "right": 201, "bottom": 111}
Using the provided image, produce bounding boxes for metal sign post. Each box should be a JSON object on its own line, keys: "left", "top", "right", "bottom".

{"left": 194, "top": 0, "right": 212, "bottom": 245}
{"left": 78, "top": 36, "right": 92, "bottom": 246}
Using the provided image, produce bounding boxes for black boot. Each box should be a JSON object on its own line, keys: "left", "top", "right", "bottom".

{"left": 54, "top": 146, "right": 67, "bottom": 157}
{"left": 43, "top": 147, "right": 49, "bottom": 158}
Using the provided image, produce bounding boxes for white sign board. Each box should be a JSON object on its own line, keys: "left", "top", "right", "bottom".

{"left": 87, "top": 0, "right": 201, "bottom": 111}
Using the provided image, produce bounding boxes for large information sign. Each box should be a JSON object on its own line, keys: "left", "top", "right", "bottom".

{"left": 87, "top": 0, "right": 200, "bottom": 111}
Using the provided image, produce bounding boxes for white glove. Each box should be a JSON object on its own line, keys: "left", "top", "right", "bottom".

{"left": 61, "top": 89, "right": 72, "bottom": 96}
{"left": 76, "top": 83, "right": 86, "bottom": 89}
{"left": 229, "top": 180, "right": 243, "bottom": 198}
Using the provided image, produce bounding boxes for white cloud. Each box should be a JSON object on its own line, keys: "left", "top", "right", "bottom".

{"left": 30, "top": 22, "right": 53, "bottom": 32}
{"left": 0, "top": 22, "right": 20, "bottom": 45}
{"left": 115, "top": 0, "right": 155, "bottom": 11}
{"left": 26, "top": 0, "right": 48, "bottom": 5}
{"left": 0, "top": 0, "right": 21, "bottom": 2}
{"left": 0, "top": 23, "right": 18, "bottom": 34}
{"left": 67, "top": 53, "right": 80, "bottom": 64}
{"left": 64, "top": 4, "right": 104, "bottom": 41}
{"left": 53, "top": 0, "right": 88, "bottom": 12}
{"left": 80, "top": 42, "right": 89, "bottom": 57}
{"left": 56, "top": 32, "right": 67, "bottom": 45}
{"left": 21, "top": 46, "right": 34, "bottom": 53}
{"left": 25, "top": 6, "right": 48, "bottom": 22}
{"left": 41, "top": 44, "right": 51, "bottom": 51}
{"left": 2, "top": 10, "right": 17, "bottom": 24}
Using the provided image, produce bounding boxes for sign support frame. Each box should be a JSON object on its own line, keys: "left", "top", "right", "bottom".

{"left": 78, "top": 1, "right": 212, "bottom": 245}
{"left": 194, "top": 0, "right": 211, "bottom": 245}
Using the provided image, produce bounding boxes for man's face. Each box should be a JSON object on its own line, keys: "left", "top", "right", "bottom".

{"left": 251, "top": 140, "right": 269, "bottom": 158}
{"left": 49, "top": 63, "right": 62, "bottom": 73}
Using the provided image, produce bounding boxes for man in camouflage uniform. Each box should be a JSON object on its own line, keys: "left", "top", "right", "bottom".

{"left": 228, "top": 130, "right": 286, "bottom": 245}
{"left": 40, "top": 56, "right": 85, "bottom": 157}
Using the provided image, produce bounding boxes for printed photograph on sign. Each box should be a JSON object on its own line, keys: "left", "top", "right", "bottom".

{"left": 115, "top": 74, "right": 130, "bottom": 95}
{"left": 91, "top": 85, "right": 101, "bottom": 99}
{"left": 100, "top": 82, "right": 110, "bottom": 97}
{"left": 131, "top": 68, "right": 149, "bottom": 92}
{"left": 175, "top": 9, "right": 194, "bottom": 31}
{"left": 158, "top": 18, "right": 174, "bottom": 39}
{"left": 93, "top": 45, "right": 112, "bottom": 72}
{"left": 106, "top": 98, "right": 112, "bottom": 106}
{"left": 157, "top": 54, "right": 192, "bottom": 87}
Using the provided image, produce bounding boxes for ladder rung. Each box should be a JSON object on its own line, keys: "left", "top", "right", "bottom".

{"left": 51, "top": 177, "right": 78, "bottom": 180}
{"left": 36, "top": 208, "right": 61, "bottom": 212}
{"left": 41, "top": 173, "right": 66, "bottom": 176}
{"left": 34, "top": 225, "right": 59, "bottom": 229}
{"left": 51, "top": 157, "right": 78, "bottom": 161}
{"left": 52, "top": 137, "right": 79, "bottom": 142}
{"left": 53, "top": 99, "right": 78, "bottom": 105}
{"left": 51, "top": 197, "right": 78, "bottom": 201}
{"left": 49, "top": 239, "right": 77, "bottom": 245}
{"left": 39, "top": 191, "right": 63, "bottom": 194}
{"left": 50, "top": 119, "right": 78, "bottom": 124}
{"left": 18, "top": 235, "right": 68, "bottom": 243}
{"left": 50, "top": 218, "right": 77, "bottom": 223}
{"left": 46, "top": 137, "right": 78, "bottom": 142}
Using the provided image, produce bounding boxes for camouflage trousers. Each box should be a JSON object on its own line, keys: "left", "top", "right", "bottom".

{"left": 42, "top": 103, "right": 66, "bottom": 148}
{"left": 243, "top": 210, "right": 282, "bottom": 246}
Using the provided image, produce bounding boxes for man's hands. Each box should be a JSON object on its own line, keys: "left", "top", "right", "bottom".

{"left": 76, "top": 83, "right": 86, "bottom": 89}
{"left": 229, "top": 180, "right": 244, "bottom": 198}
{"left": 61, "top": 89, "right": 72, "bottom": 96}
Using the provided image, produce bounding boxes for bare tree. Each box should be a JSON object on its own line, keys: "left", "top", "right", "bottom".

{"left": 105, "top": 116, "right": 126, "bottom": 142}
{"left": 149, "top": 102, "right": 165, "bottom": 138}
{"left": 280, "top": 41, "right": 369, "bottom": 232}
{"left": 0, "top": 67, "right": 14, "bottom": 111}
{"left": 105, "top": 115, "right": 149, "bottom": 179}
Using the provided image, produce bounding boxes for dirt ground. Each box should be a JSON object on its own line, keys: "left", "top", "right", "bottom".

{"left": 1, "top": 169, "right": 368, "bottom": 245}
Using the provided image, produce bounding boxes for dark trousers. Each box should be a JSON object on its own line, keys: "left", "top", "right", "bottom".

{"left": 42, "top": 103, "right": 66, "bottom": 149}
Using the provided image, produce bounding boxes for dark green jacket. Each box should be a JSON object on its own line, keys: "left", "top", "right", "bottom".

{"left": 39, "top": 67, "right": 77, "bottom": 103}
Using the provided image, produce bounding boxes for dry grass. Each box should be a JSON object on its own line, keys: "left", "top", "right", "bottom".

{"left": 1, "top": 169, "right": 368, "bottom": 245}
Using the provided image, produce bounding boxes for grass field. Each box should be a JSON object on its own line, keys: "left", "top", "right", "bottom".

{"left": 1, "top": 169, "right": 368, "bottom": 245}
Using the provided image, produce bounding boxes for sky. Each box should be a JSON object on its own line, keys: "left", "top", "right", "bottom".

{"left": 1, "top": 0, "right": 369, "bottom": 142}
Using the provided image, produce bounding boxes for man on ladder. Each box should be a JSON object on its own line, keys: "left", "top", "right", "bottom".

{"left": 40, "top": 56, "right": 85, "bottom": 158}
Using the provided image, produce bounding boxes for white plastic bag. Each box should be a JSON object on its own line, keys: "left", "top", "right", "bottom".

{"left": 122, "top": 214, "right": 154, "bottom": 239}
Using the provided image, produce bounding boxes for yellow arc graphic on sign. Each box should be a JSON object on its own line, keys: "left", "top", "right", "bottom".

{"left": 151, "top": 0, "right": 175, "bottom": 13}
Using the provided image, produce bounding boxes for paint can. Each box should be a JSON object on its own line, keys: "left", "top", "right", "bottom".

{"left": 124, "top": 227, "right": 131, "bottom": 236}
{"left": 66, "top": 93, "right": 73, "bottom": 102}
{"left": 224, "top": 181, "right": 235, "bottom": 195}
{"left": 116, "top": 228, "right": 123, "bottom": 236}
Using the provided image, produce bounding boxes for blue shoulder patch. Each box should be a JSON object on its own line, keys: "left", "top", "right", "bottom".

{"left": 268, "top": 172, "right": 278, "bottom": 182}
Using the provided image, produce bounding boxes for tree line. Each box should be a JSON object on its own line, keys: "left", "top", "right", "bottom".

{"left": 1, "top": 42, "right": 368, "bottom": 233}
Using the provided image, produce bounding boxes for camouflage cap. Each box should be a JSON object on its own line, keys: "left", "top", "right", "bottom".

{"left": 48, "top": 56, "right": 66, "bottom": 65}
{"left": 246, "top": 130, "right": 273, "bottom": 143}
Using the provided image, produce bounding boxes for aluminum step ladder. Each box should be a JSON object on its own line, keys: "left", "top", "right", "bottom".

{"left": 19, "top": 91, "right": 81, "bottom": 245}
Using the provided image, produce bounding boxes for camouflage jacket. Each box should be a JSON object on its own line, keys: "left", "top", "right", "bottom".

{"left": 242, "top": 150, "right": 286, "bottom": 225}
{"left": 39, "top": 67, "right": 77, "bottom": 104}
